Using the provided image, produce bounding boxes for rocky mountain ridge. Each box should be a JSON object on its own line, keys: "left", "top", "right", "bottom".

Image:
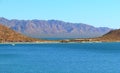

{"left": 0, "top": 17, "right": 111, "bottom": 38}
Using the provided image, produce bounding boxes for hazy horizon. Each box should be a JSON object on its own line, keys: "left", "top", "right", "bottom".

{"left": 0, "top": 0, "right": 120, "bottom": 29}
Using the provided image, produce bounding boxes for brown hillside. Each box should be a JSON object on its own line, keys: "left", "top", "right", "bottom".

{"left": 60, "top": 29, "right": 120, "bottom": 42}
{"left": 0, "top": 24, "right": 42, "bottom": 43}
{"left": 97, "top": 29, "right": 120, "bottom": 41}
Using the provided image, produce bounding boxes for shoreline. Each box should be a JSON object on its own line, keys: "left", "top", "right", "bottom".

{"left": 0, "top": 41, "right": 120, "bottom": 45}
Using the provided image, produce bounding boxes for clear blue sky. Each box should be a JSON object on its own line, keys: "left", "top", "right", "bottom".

{"left": 0, "top": 0, "right": 120, "bottom": 28}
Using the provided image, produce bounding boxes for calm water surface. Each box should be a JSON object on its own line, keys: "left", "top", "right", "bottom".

{"left": 0, "top": 43, "right": 120, "bottom": 73}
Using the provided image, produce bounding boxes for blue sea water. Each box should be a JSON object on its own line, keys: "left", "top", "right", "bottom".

{"left": 0, "top": 43, "right": 120, "bottom": 73}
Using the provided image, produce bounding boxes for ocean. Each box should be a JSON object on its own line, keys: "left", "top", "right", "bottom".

{"left": 0, "top": 43, "right": 120, "bottom": 73}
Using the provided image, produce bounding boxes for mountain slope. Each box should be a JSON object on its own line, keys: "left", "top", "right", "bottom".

{"left": 0, "top": 24, "right": 42, "bottom": 43}
{"left": 98, "top": 29, "right": 120, "bottom": 41}
{"left": 60, "top": 29, "right": 120, "bottom": 42}
{"left": 0, "top": 17, "right": 112, "bottom": 38}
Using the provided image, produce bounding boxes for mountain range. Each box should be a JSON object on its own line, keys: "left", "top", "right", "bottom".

{"left": 0, "top": 17, "right": 112, "bottom": 39}
{"left": 0, "top": 23, "right": 120, "bottom": 43}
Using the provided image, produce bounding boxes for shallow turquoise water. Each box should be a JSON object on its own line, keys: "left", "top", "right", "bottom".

{"left": 0, "top": 43, "right": 120, "bottom": 73}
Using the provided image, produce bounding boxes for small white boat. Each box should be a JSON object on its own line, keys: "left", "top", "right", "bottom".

{"left": 12, "top": 44, "right": 15, "bottom": 46}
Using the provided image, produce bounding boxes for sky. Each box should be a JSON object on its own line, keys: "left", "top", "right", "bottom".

{"left": 0, "top": 0, "right": 120, "bottom": 28}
